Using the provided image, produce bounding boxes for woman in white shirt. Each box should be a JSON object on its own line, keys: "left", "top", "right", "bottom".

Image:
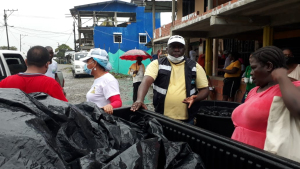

{"left": 81, "top": 49, "right": 122, "bottom": 114}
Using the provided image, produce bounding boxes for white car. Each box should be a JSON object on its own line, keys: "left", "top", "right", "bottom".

{"left": 0, "top": 50, "right": 27, "bottom": 81}
{"left": 71, "top": 52, "right": 88, "bottom": 78}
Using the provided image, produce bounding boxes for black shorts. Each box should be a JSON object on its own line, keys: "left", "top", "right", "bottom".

{"left": 223, "top": 77, "right": 240, "bottom": 97}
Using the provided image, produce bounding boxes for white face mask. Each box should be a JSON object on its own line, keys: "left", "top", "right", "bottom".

{"left": 167, "top": 54, "right": 184, "bottom": 64}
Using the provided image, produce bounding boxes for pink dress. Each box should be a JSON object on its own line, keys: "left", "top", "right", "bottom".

{"left": 231, "top": 81, "right": 300, "bottom": 149}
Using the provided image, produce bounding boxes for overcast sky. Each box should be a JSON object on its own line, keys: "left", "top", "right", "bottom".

{"left": 0, "top": 0, "right": 172, "bottom": 53}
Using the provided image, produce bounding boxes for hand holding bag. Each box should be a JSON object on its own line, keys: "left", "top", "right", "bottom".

{"left": 264, "top": 96, "right": 300, "bottom": 162}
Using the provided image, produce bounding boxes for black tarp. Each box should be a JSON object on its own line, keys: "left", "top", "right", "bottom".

{"left": 0, "top": 89, "right": 205, "bottom": 169}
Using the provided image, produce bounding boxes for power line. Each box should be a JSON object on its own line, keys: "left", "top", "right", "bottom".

{"left": 11, "top": 27, "right": 71, "bottom": 38}
{"left": 8, "top": 28, "right": 68, "bottom": 43}
{"left": 11, "top": 14, "right": 59, "bottom": 19}
{"left": 8, "top": 29, "right": 19, "bottom": 46}
{"left": 65, "top": 33, "right": 72, "bottom": 44}
{"left": 13, "top": 26, "right": 71, "bottom": 35}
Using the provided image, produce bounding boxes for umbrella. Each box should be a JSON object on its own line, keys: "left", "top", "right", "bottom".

{"left": 120, "top": 49, "right": 152, "bottom": 61}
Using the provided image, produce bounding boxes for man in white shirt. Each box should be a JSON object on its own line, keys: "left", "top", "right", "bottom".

{"left": 128, "top": 57, "right": 145, "bottom": 102}
{"left": 45, "top": 46, "right": 58, "bottom": 80}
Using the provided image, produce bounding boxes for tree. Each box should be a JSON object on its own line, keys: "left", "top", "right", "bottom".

{"left": 55, "top": 44, "right": 72, "bottom": 53}
{"left": 0, "top": 46, "right": 18, "bottom": 50}
{"left": 55, "top": 44, "right": 73, "bottom": 58}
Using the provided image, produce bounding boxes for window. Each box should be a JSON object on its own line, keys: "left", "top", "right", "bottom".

{"left": 113, "top": 33, "right": 122, "bottom": 43}
{"left": 3, "top": 53, "right": 27, "bottom": 75}
{"left": 139, "top": 33, "right": 147, "bottom": 44}
{"left": 0, "top": 59, "right": 6, "bottom": 81}
{"left": 182, "top": 0, "right": 195, "bottom": 16}
{"left": 75, "top": 53, "right": 88, "bottom": 60}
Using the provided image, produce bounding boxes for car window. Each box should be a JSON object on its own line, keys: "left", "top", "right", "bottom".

{"left": 0, "top": 58, "right": 6, "bottom": 81}
{"left": 3, "top": 53, "right": 27, "bottom": 75}
{"left": 75, "top": 53, "right": 88, "bottom": 60}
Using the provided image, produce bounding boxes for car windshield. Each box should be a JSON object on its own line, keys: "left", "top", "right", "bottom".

{"left": 3, "top": 53, "right": 27, "bottom": 75}
{"left": 75, "top": 53, "right": 87, "bottom": 60}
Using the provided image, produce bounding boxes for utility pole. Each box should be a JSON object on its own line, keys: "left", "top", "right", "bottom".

{"left": 4, "top": 9, "right": 18, "bottom": 50}
{"left": 20, "top": 34, "right": 27, "bottom": 52}
{"left": 73, "top": 21, "right": 76, "bottom": 52}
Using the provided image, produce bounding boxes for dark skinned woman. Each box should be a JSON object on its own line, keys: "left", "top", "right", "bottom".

{"left": 231, "top": 46, "right": 300, "bottom": 149}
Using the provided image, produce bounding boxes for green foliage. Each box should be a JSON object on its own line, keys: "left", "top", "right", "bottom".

{"left": 55, "top": 44, "right": 73, "bottom": 58}
{"left": 55, "top": 44, "right": 72, "bottom": 52}
{"left": 0, "top": 46, "right": 18, "bottom": 50}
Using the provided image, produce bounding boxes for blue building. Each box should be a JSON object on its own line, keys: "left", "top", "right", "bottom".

{"left": 70, "top": 0, "right": 161, "bottom": 54}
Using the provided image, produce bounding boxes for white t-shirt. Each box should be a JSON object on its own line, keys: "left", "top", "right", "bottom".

{"left": 130, "top": 65, "right": 144, "bottom": 83}
{"left": 86, "top": 73, "right": 120, "bottom": 108}
{"left": 189, "top": 50, "right": 197, "bottom": 61}
{"left": 45, "top": 60, "right": 58, "bottom": 79}
{"left": 288, "top": 64, "right": 300, "bottom": 81}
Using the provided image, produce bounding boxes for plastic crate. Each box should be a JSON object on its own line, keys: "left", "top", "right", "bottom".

{"left": 113, "top": 107, "right": 300, "bottom": 169}
{"left": 195, "top": 101, "right": 240, "bottom": 137}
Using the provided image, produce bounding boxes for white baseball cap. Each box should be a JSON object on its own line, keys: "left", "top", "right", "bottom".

{"left": 167, "top": 35, "right": 185, "bottom": 45}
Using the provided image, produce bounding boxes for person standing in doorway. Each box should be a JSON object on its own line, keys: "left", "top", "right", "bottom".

{"left": 128, "top": 56, "right": 145, "bottom": 102}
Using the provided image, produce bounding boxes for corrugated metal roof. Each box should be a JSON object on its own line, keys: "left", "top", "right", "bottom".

{"left": 73, "top": 0, "right": 137, "bottom": 10}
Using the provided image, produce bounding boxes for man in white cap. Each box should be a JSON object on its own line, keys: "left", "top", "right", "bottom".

{"left": 130, "top": 35, "right": 209, "bottom": 124}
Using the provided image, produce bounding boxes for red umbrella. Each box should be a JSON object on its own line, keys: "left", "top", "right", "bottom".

{"left": 120, "top": 49, "right": 152, "bottom": 61}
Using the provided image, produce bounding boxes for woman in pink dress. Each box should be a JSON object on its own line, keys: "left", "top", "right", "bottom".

{"left": 231, "top": 46, "right": 300, "bottom": 149}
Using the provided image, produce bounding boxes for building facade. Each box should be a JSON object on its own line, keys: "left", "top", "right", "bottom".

{"left": 152, "top": 0, "right": 300, "bottom": 102}
{"left": 70, "top": 0, "right": 161, "bottom": 53}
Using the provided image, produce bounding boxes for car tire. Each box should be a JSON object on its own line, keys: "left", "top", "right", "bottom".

{"left": 73, "top": 72, "right": 78, "bottom": 78}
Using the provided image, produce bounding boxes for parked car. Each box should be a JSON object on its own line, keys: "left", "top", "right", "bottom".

{"left": 71, "top": 51, "right": 88, "bottom": 78}
{"left": 0, "top": 50, "right": 27, "bottom": 81}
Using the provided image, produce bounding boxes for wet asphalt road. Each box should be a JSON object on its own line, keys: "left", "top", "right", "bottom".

{"left": 58, "top": 64, "right": 154, "bottom": 110}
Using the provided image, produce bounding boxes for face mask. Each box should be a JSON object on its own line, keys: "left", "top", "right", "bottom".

{"left": 84, "top": 64, "right": 92, "bottom": 75}
{"left": 167, "top": 54, "right": 184, "bottom": 64}
{"left": 285, "top": 57, "right": 297, "bottom": 65}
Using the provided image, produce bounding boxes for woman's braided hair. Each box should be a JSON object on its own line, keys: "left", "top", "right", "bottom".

{"left": 251, "top": 46, "right": 287, "bottom": 70}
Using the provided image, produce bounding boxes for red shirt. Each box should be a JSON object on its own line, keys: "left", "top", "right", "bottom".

{"left": 231, "top": 81, "right": 300, "bottom": 149}
{"left": 0, "top": 73, "right": 68, "bottom": 102}
{"left": 197, "top": 54, "right": 205, "bottom": 68}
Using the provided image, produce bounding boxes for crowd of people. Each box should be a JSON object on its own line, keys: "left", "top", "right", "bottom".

{"left": 0, "top": 35, "right": 299, "bottom": 155}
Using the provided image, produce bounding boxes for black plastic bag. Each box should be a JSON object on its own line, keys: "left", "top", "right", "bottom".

{"left": 0, "top": 89, "right": 205, "bottom": 169}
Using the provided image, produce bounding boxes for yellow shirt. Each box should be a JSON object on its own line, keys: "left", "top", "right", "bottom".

{"left": 145, "top": 59, "right": 208, "bottom": 120}
{"left": 224, "top": 60, "right": 241, "bottom": 78}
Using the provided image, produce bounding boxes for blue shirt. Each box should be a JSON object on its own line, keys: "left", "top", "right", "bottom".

{"left": 152, "top": 54, "right": 158, "bottom": 61}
